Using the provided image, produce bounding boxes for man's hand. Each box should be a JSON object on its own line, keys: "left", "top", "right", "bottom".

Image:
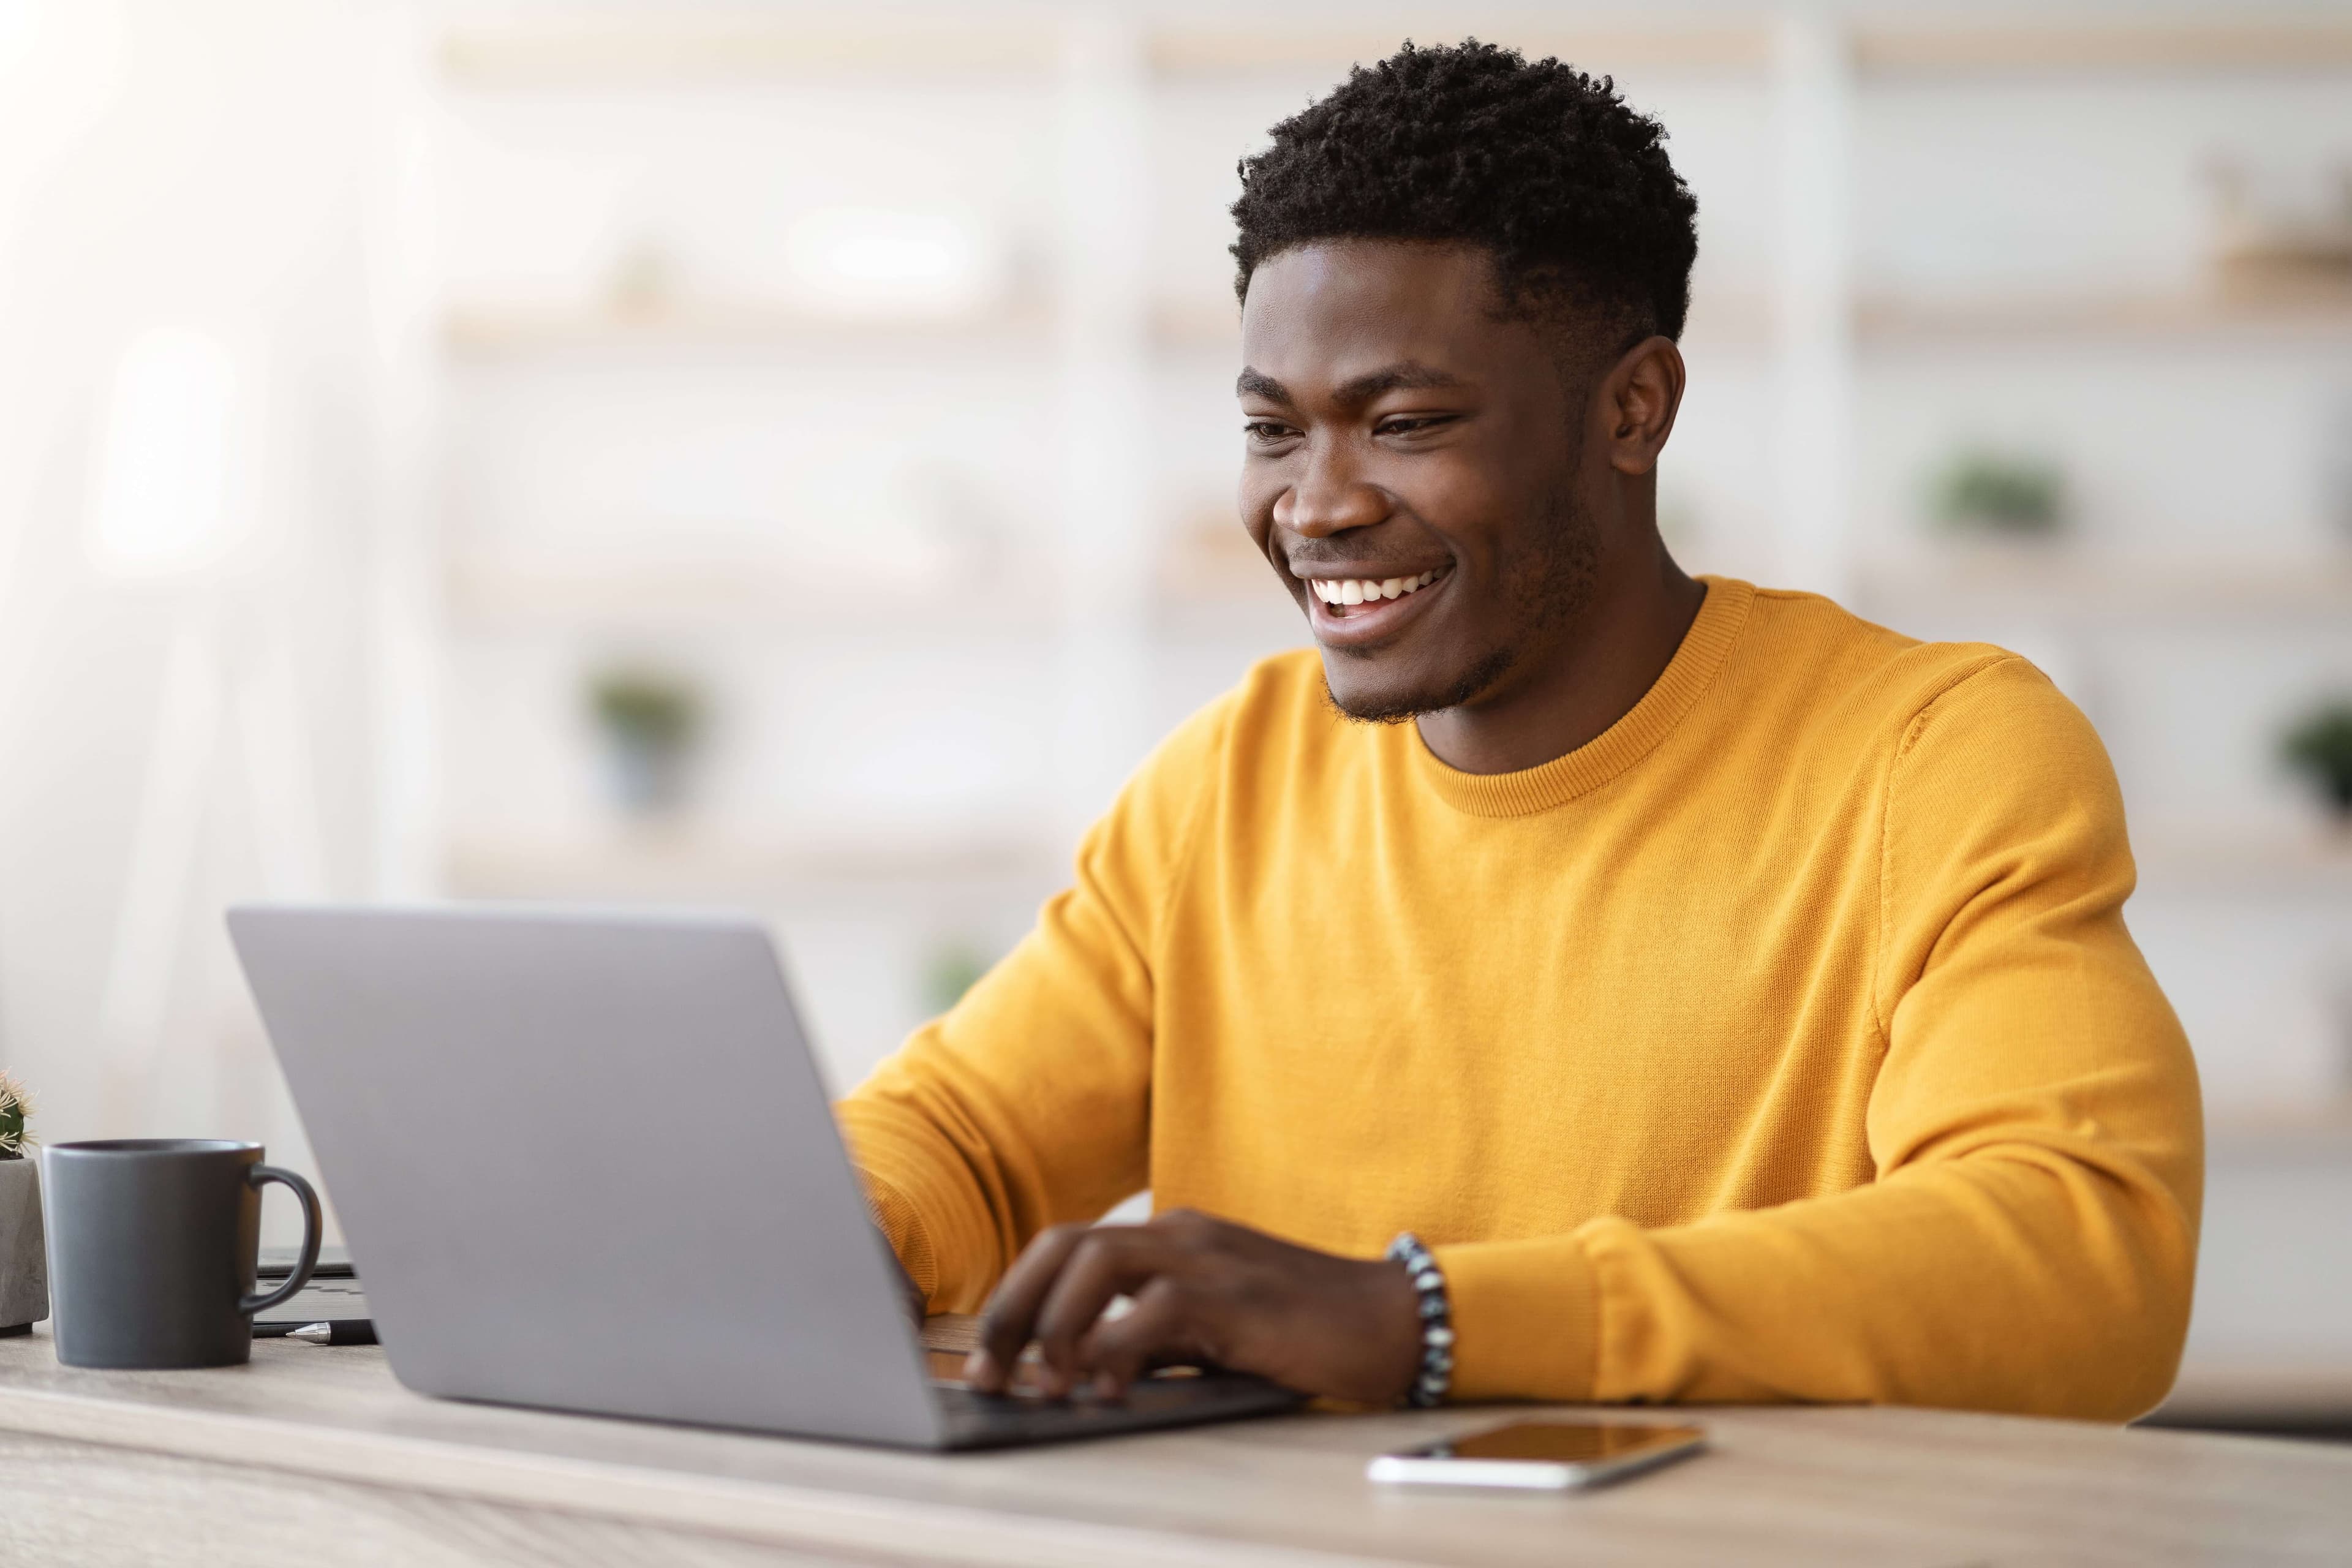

{"left": 962, "top": 1208, "right": 1423, "bottom": 1405}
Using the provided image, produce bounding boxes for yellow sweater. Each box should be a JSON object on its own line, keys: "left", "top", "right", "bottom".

{"left": 839, "top": 578, "right": 2202, "bottom": 1419}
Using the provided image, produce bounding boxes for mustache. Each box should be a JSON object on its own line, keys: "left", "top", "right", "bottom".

{"left": 1280, "top": 546, "right": 1430, "bottom": 571}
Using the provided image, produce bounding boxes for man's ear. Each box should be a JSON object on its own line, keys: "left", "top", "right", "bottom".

{"left": 1602, "top": 336, "right": 1686, "bottom": 477}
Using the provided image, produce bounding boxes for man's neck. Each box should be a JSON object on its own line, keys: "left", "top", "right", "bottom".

{"left": 1414, "top": 549, "right": 1707, "bottom": 777}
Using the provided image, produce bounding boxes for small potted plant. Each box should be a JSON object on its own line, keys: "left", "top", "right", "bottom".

{"left": 0, "top": 1071, "right": 45, "bottom": 1336}
{"left": 1931, "top": 448, "right": 2067, "bottom": 540}
{"left": 589, "top": 668, "right": 705, "bottom": 817}
{"left": 2283, "top": 699, "right": 2352, "bottom": 825}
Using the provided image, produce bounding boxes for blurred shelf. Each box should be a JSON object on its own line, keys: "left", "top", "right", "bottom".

{"left": 445, "top": 827, "right": 1064, "bottom": 902}
{"left": 440, "top": 17, "right": 2352, "bottom": 91}
{"left": 440, "top": 20, "right": 1060, "bottom": 87}
{"left": 443, "top": 301, "right": 1050, "bottom": 360}
{"left": 2134, "top": 831, "right": 2352, "bottom": 898}
{"left": 1148, "top": 300, "right": 1237, "bottom": 353}
{"left": 1857, "top": 290, "right": 2352, "bottom": 347}
{"left": 1148, "top": 24, "right": 1770, "bottom": 79}
{"left": 1856, "top": 557, "right": 2352, "bottom": 626}
{"left": 2204, "top": 1101, "right": 2352, "bottom": 1155}
{"left": 1855, "top": 23, "right": 2352, "bottom": 77}
{"left": 448, "top": 544, "right": 1324, "bottom": 650}
{"left": 444, "top": 548, "right": 1058, "bottom": 635}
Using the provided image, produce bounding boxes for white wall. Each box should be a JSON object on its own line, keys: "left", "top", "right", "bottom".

{"left": 0, "top": 0, "right": 407, "bottom": 1229}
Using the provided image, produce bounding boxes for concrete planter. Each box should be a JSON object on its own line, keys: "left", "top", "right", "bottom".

{"left": 0, "top": 1157, "right": 47, "bottom": 1335}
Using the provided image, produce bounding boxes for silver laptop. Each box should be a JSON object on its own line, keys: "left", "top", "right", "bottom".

{"left": 227, "top": 905, "right": 1301, "bottom": 1449}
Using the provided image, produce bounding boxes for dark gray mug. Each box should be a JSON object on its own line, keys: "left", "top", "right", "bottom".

{"left": 43, "top": 1139, "right": 322, "bottom": 1369}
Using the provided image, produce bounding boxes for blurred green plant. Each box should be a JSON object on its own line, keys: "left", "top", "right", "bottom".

{"left": 588, "top": 668, "right": 704, "bottom": 815}
{"left": 590, "top": 669, "right": 702, "bottom": 752}
{"left": 0, "top": 1071, "right": 34, "bottom": 1159}
{"left": 921, "top": 941, "right": 993, "bottom": 1016}
{"left": 1931, "top": 449, "right": 2066, "bottom": 537}
{"left": 2282, "top": 699, "right": 2352, "bottom": 818}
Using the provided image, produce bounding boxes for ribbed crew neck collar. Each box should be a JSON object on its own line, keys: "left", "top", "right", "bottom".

{"left": 1412, "top": 576, "right": 1754, "bottom": 818}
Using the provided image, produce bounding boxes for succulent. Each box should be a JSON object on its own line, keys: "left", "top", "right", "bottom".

{"left": 0, "top": 1071, "right": 34, "bottom": 1159}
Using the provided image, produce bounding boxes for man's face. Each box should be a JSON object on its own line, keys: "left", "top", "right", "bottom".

{"left": 1238, "top": 241, "right": 1599, "bottom": 723}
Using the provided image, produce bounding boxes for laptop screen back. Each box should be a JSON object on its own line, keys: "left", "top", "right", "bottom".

{"left": 228, "top": 905, "right": 941, "bottom": 1447}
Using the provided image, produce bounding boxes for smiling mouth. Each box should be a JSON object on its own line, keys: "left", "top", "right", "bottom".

{"left": 1304, "top": 569, "right": 1440, "bottom": 613}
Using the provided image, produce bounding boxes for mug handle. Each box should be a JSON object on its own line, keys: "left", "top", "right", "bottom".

{"left": 238, "top": 1164, "right": 323, "bottom": 1317}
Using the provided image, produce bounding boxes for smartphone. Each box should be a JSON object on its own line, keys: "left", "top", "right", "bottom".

{"left": 1366, "top": 1420, "right": 1706, "bottom": 1491}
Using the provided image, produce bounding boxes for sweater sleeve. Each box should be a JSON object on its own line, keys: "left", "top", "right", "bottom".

{"left": 833, "top": 696, "right": 1232, "bottom": 1313}
{"left": 1434, "top": 658, "right": 2204, "bottom": 1420}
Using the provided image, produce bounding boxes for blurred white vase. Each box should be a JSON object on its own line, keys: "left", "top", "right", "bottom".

{"left": 602, "top": 731, "right": 689, "bottom": 818}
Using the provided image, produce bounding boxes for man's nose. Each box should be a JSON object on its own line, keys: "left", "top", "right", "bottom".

{"left": 1273, "top": 441, "right": 1387, "bottom": 538}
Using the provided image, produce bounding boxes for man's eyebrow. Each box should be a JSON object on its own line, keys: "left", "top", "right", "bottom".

{"left": 1237, "top": 361, "right": 1471, "bottom": 407}
{"left": 1236, "top": 368, "right": 1290, "bottom": 402}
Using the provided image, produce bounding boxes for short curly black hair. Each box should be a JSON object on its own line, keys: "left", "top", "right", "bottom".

{"left": 1230, "top": 40, "right": 1698, "bottom": 344}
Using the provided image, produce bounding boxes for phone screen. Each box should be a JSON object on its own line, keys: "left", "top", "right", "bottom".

{"left": 1416, "top": 1420, "right": 1706, "bottom": 1464}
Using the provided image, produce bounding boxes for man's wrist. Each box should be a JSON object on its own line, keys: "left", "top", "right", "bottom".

{"left": 1347, "top": 1250, "right": 1426, "bottom": 1405}
{"left": 1384, "top": 1233, "right": 1454, "bottom": 1406}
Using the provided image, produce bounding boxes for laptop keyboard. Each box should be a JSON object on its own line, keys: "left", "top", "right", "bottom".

{"left": 917, "top": 1327, "right": 1302, "bottom": 1444}
{"left": 935, "top": 1369, "right": 1303, "bottom": 1446}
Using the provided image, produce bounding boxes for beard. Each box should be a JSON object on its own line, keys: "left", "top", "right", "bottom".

{"left": 1324, "top": 488, "right": 1601, "bottom": 726}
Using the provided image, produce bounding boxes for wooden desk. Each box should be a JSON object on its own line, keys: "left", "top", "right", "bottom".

{"left": 1, "top": 1325, "right": 2345, "bottom": 1567}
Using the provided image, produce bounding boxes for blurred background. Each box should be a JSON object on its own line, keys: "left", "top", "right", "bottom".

{"left": 2, "top": 0, "right": 2350, "bottom": 1434}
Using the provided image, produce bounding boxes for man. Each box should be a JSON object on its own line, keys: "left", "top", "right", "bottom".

{"left": 840, "top": 41, "right": 2200, "bottom": 1419}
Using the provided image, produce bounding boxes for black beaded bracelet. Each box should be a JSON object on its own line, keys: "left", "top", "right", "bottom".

{"left": 1385, "top": 1232, "right": 1453, "bottom": 1408}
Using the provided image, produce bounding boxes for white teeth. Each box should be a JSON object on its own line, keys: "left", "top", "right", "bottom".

{"left": 1310, "top": 570, "right": 1442, "bottom": 608}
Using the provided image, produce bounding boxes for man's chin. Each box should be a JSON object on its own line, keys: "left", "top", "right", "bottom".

{"left": 1321, "top": 681, "right": 1427, "bottom": 726}
{"left": 1319, "top": 645, "right": 1515, "bottom": 726}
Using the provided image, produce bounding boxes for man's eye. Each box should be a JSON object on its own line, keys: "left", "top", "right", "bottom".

{"left": 1378, "top": 416, "right": 1451, "bottom": 437}
{"left": 1243, "top": 421, "right": 1297, "bottom": 443}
